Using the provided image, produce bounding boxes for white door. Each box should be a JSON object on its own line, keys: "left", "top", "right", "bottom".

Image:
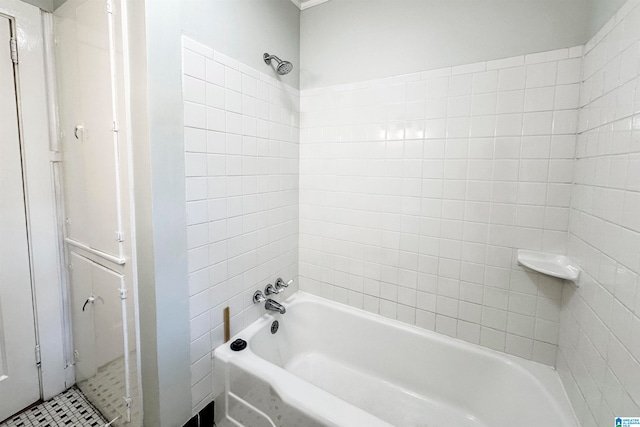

{"left": 0, "top": 14, "right": 41, "bottom": 422}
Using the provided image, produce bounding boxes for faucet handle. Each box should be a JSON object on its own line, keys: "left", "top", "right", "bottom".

{"left": 253, "top": 290, "right": 266, "bottom": 303}
{"left": 264, "top": 283, "right": 282, "bottom": 296}
{"left": 275, "top": 277, "right": 293, "bottom": 290}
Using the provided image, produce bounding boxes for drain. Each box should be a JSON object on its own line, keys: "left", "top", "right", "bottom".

{"left": 271, "top": 320, "right": 279, "bottom": 334}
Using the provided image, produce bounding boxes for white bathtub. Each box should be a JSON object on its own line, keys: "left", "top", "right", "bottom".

{"left": 213, "top": 292, "right": 578, "bottom": 427}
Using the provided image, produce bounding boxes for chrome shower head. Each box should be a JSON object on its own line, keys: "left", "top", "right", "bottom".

{"left": 263, "top": 53, "right": 293, "bottom": 75}
{"left": 277, "top": 60, "right": 293, "bottom": 75}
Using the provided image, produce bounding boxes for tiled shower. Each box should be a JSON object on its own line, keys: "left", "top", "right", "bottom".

{"left": 8, "top": 0, "right": 638, "bottom": 425}
{"left": 299, "top": 46, "right": 582, "bottom": 365}
{"left": 559, "top": 3, "right": 640, "bottom": 425}
{"left": 182, "top": 39, "right": 300, "bottom": 413}
{"left": 181, "top": 0, "right": 640, "bottom": 425}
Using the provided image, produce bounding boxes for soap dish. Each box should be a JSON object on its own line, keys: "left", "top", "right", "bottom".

{"left": 517, "top": 250, "right": 580, "bottom": 283}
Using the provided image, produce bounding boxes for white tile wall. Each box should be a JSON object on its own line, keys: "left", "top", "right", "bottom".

{"left": 299, "top": 47, "right": 583, "bottom": 365}
{"left": 182, "top": 1, "right": 640, "bottom": 418}
{"left": 557, "top": 0, "right": 640, "bottom": 425}
{"left": 182, "top": 37, "right": 300, "bottom": 414}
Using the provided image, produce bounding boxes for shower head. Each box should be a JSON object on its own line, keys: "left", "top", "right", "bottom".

{"left": 263, "top": 53, "right": 293, "bottom": 75}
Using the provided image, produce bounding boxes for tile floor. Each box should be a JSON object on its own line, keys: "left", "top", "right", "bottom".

{"left": 77, "top": 355, "right": 138, "bottom": 426}
{"left": 0, "top": 387, "right": 106, "bottom": 427}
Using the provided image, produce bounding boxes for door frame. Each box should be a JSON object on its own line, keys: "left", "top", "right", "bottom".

{"left": 0, "top": 0, "right": 70, "bottom": 400}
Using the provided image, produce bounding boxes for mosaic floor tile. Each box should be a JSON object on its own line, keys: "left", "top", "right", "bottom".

{"left": 77, "top": 354, "right": 139, "bottom": 427}
{"left": 0, "top": 387, "right": 107, "bottom": 427}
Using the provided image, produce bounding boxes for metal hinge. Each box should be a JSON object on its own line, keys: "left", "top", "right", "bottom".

{"left": 119, "top": 288, "right": 127, "bottom": 300}
{"left": 115, "top": 231, "right": 124, "bottom": 242}
{"left": 112, "top": 120, "right": 119, "bottom": 132}
{"left": 10, "top": 37, "right": 17, "bottom": 64}
{"left": 73, "top": 349, "right": 80, "bottom": 363}
{"left": 35, "top": 345, "right": 41, "bottom": 366}
{"left": 105, "top": 0, "right": 114, "bottom": 14}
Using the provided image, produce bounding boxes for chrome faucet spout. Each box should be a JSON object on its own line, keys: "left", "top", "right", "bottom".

{"left": 265, "top": 298, "right": 286, "bottom": 314}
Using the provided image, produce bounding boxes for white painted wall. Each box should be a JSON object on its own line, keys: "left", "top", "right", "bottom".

{"left": 588, "top": 0, "right": 628, "bottom": 35}
{"left": 20, "top": 0, "right": 53, "bottom": 12}
{"left": 557, "top": 0, "right": 640, "bottom": 424}
{"left": 135, "top": 0, "right": 192, "bottom": 425}
{"left": 182, "top": 0, "right": 300, "bottom": 88}
{"left": 300, "top": 0, "right": 591, "bottom": 89}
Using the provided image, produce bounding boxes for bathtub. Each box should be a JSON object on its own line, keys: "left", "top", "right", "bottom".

{"left": 213, "top": 292, "right": 578, "bottom": 427}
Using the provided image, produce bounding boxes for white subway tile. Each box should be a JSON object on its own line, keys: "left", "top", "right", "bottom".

{"left": 206, "top": 59, "right": 225, "bottom": 86}
{"left": 183, "top": 49, "right": 206, "bottom": 79}
{"left": 214, "top": 51, "right": 239, "bottom": 69}
{"left": 552, "top": 110, "right": 579, "bottom": 135}
{"left": 526, "top": 62, "right": 558, "bottom": 88}
{"left": 452, "top": 61, "right": 486, "bottom": 76}
{"left": 472, "top": 70, "right": 499, "bottom": 94}
{"left": 183, "top": 38, "right": 213, "bottom": 59}
{"left": 497, "top": 90, "right": 525, "bottom": 114}
{"left": 525, "top": 48, "right": 568, "bottom": 65}
{"left": 498, "top": 67, "right": 526, "bottom": 91}
{"left": 532, "top": 341, "right": 556, "bottom": 365}
{"left": 206, "top": 107, "right": 225, "bottom": 132}
{"left": 184, "top": 102, "right": 207, "bottom": 129}
{"left": 480, "top": 326, "right": 506, "bottom": 351}
{"left": 225, "top": 68, "right": 242, "bottom": 92}
{"left": 185, "top": 127, "right": 207, "bottom": 152}
{"left": 554, "top": 84, "right": 581, "bottom": 110}
{"left": 448, "top": 74, "right": 473, "bottom": 97}
{"left": 523, "top": 111, "right": 554, "bottom": 135}
{"left": 487, "top": 55, "right": 525, "bottom": 70}
{"left": 506, "top": 333, "right": 534, "bottom": 358}
{"left": 427, "top": 77, "right": 450, "bottom": 99}
{"left": 557, "top": 58, "right": 583, "bottom": 85}
{"left": 524, "top": 87, "right": 556, "bottom": 112}
{"left": 184, "top": 75, "right": 206, "bottom": 104}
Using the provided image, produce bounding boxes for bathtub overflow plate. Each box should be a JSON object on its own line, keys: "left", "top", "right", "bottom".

{"left": 271, "top": 320, "right": 279, "bottom": 334}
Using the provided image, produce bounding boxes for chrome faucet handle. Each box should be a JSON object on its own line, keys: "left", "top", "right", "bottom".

{"left": 253, "top": 290, "right": 266, "bottom": 303}
{"left": 264, "top": 283, "right": 282, "bottom": 296}
{"left": 275, "top": 277, "right": 293, "bottom": 290}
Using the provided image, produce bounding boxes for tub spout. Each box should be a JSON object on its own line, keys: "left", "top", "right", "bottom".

{"left": 265, "top": 298, "right": 286, "bottom": 314}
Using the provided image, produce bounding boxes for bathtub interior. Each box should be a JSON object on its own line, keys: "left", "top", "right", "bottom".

{"left": 216, "top": 292, "right": 578, "bottom": 426}
{"left": 246, "top": 294, "right": 577, "bottom": 426}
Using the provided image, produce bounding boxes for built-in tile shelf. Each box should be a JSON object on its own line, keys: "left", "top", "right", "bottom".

{"left": 516, "top": 250, "right": 580, "bottom": 283}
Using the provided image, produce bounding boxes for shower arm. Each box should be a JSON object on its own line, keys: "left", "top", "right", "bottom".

{"left": 263, "top": 53, "right": 282, "bottom": 65}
